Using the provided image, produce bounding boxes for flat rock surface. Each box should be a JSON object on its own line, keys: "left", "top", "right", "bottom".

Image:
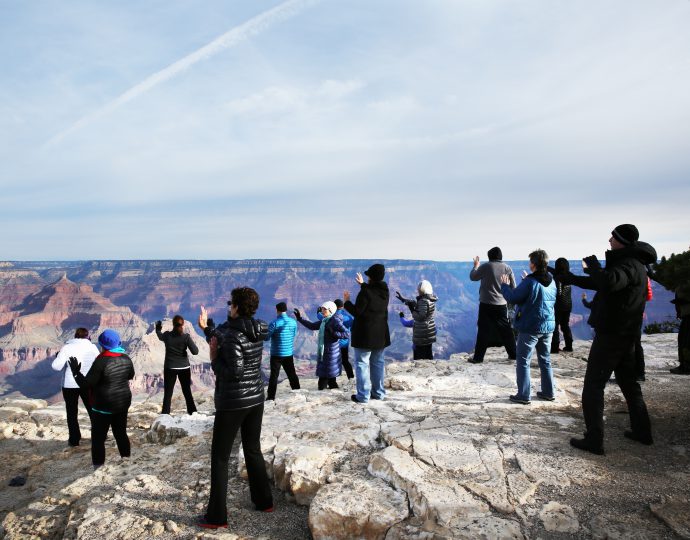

{"left": 0, "top": 333, "right": 689, "bottom": 539}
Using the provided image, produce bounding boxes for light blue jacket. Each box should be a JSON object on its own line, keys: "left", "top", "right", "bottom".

{"left": 265, "top": 313, "right": 298, "bottom": 357}
{"left": 501, "top": 273, "right": 556, "bottom": 334}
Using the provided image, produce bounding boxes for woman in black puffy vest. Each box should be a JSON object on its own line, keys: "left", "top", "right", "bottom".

{"left": 396, "top": 280, "right": 438, "bottom": 359}
{"left": 196, "top": 287, "right": 273, "bottom": 530}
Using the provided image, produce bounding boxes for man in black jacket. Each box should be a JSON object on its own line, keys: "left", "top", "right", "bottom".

{"left": 560, "top": 224, "right": 656, "bottom": 455}
{"left": 344, "top": 263, "right": 391, "bottom": 403}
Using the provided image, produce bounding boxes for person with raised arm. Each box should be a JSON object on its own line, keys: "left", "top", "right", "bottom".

{"left": 264, "top": 302, "right": 300, "bottom": 400}
{"left": 468, "top": 247, "right": 517, "bottom": 363}
{"left": 344, "top": 264, "right": 391, "bottom": 403}
{"left": 156, "top": 315, "right": 199, "bottom": 415}
{"left": 396, "top": 280, "right": 438, "bottom": 360}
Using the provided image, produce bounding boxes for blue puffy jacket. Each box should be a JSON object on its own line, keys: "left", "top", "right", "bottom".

{"left": 501, "top": 272, "right": 556, "bottom": 334}
{"left": 265, "top": 313, "right": 298, "bottom": 357}
{"left": 298, "top": 316, "right": 349, "bottom": 378}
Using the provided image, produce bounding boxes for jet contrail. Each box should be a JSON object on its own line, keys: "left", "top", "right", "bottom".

{"left": 45, "top": 0, "right": 320, "bottom": 147}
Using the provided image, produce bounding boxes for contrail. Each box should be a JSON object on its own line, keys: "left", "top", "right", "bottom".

{"left": 45, "top": 0, "right": 320, "bottom": 147}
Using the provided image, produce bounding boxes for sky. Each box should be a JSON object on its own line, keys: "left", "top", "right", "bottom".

{"left": 1, "top": 0, "right": 689, "bottom": 262}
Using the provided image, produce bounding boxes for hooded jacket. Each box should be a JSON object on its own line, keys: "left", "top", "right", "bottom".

{"left": 72, "top": 351, "right": 135, "bottom": 414}
{"left": 52, "top": 338, "right": 100, "bottom": 389}
{"left": 470, "top": 261, "right": 516, "bottom": 305}
{"left": 547, "top": 259, "right": 573, "bottom": 313}
{"left": 206, "top": 317, "right": 269, "bottom": 411}
{"left": 399, "top": 293, "right": 438, "bottom": 346}
{"left": 564, "top": 242, "right": 657, "bottom": 334}
{"left": 344, "top": 281, "right": 391, "bottom": 349}
{"left": 298, "top": 315, "right": 349, "bottom": 378}
{"left": 501, "top": 272, "right": 557, "bottom": 334}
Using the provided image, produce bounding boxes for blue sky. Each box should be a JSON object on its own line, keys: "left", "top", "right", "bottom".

{"left": 1, "top": 0, "right": 689, "bottom": 261}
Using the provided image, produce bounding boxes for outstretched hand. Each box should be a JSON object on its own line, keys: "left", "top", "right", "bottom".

{"left": 343, "top": 291, "right": 350, "bottom": 302}
{"left": 499, "top": 273, "right": 511, "bottom": 285}
{"left": 583, "top": 255, "right": 601, "bottom": 272}
{"left": 155, "top": 320, "right": 162, "bottom": 331}
{"left": 355, "top": 272, "right": 364, "bottom": 285}
{"left": 473, "top": 256, "right": 480, "bottom": 269}
{"left": 198, "top": 306, "right": 208, "bottom": 329}
{"left": 293, "top": 308, "right": 302, "bottom": 320}
{"left": 395, "top": 291, "right": 404, "bottom": 302}
{"left": 68, "top": 356, "right": 81, "bottom": 375}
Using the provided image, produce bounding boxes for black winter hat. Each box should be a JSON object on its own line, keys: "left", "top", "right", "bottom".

{"left": 611, "top": 224, "right": 639, "bottom": 246}
{"left": 487, "top": 247, "right": 503, "bottom": 261}
{"left": 276, "top": 302, "right": 287, "bottom": 312}
{"left": 334, "top": 299, "right": 344, "bottom": 308}
{"left": 364, "top": 263, "right": 386, "bottom": 282}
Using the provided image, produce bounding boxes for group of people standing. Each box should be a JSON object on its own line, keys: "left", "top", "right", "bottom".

{"left": 49, "top": 222, "right": 685, "bottom": 529}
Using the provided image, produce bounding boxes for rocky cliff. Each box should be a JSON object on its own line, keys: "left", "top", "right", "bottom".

{"left": 1, "top": 334, "right": 688, "bottom": 539}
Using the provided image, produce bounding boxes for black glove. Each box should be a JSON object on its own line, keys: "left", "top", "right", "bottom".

{"left": 583, "top": 255, "right": 601, "bottom": 273}
{"left": 399, "top": 311, "right": 405, "bottom": 318}
{"left": 155, "top": 320, "right": 162, "bottom": 331}
{"left": 68, "top": 356, "right": 81, "bottom": 376}
{"left": 395, "top": 291, "right": 404, "bottom": 302}
{"left": 293, "top": 308, "right": 302, "bottom": 320}
{"left": 206, "top": 317, "right": 215, "bottom": 330}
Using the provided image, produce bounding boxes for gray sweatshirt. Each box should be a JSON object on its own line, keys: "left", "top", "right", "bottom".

{"left": 470, "top": 261, "right": 516, "bottom": 305}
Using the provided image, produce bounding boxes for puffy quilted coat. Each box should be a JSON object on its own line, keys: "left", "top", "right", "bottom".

{"left": 501, "top": 272, "right": 556, "bottom": 334}
{"left": 265, "top": 313, "right": 298, "bottom": 356}
{"left": 73, "top": 351, "right": 135, "bottom": 413}
{"left": 298, "top": 316, "right": 349, "bottom": 378}
{"left": 205, "top": 317, "right": 269, "bottom": 411}
{"left": 399, "top": 293, "right": 438, "bottom": 346}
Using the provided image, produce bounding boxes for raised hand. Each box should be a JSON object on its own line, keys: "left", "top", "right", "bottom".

{"left": 293, "top": 308, "right": 302, "bottom": 320}
{"left": 343, "top": 291, "right": 351, "bottom": 302}
{"left": 155, "top": 320, "right": 162, "bottom": 331}
{"left": 583, "top": 255, "right": 601, "bottom": 272}
{"left": 395, "top": 291, "right": 404, "bottom": 302}
{"left": 355, "top": 272, "right": 364, "bottom": 285}
{"left": 473, "top": 256, "right": 480, "bottom": 269}
{"left": 68, "top": 356, "right": 81, "bottom": 375}
{"left": 499, "top": 273, "right": 511, "bottom": 285}
{"left": 198, "top": 305, "right": 208, "bottom": 329}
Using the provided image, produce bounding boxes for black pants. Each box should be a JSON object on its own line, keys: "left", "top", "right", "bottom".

{"left": 161, "top": 368, "right": 197, "bottom": 414}
{"left": 91, "top": 410, "right": 130, "bottom": 466}
{"left": 318, "top": 377, "right": 339, "bottom": 390}
{"left": 473, "top": 303, "right": 517, "bottom": 361}
{"left": 206, "top": 404, "right": 273, "bottom": 524}
{"left": 635, "top": 331, "right": 645, "bottom": 378}
{"left": 581, "top": 333, "right": 652, "bottom": 446}
{"left": 62, "top": 387, "right": 92, "bottom": 446}
{"left": 267, "top": 356, "right": 301, "bottom": 400}
{"left": 679, "top": 316, "right": 690, "bottom": 369}
{"left": 551, "top": 310, "right": 573, "bottom": 352}
{"left": 413, "top": 344, "right": 433, "bottom": 360}
{"left": 341, "top": 347, "right": 354, "bottom": 379}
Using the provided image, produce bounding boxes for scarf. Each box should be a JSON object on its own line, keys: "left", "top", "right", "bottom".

{"left": 317, "top": 315, "right": 332, "bottom": 362}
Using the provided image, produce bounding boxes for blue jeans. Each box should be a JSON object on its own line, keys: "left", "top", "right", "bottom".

{"left": 515, "top": 332, "right": 555, "bottom": 401}
{"left": 353, "top": 348, "right": 386, "bottom": 402}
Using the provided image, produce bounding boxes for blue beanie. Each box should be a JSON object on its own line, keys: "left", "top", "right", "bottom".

{"left": 98, "top": 329, "right": 121, "bottom": 350}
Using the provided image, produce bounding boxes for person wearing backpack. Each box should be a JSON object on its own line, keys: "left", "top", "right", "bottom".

{"left": 156, "top": 315, "right": 199, "bottom": 415}
{"left": 197, "top": 287, "right": 273, "bottom": 529}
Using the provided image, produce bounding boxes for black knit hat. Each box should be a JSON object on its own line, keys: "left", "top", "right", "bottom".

{"left": 276, "top": 302, "right": 287, "bottom": 312}
{"left": 364, "top": 263, "right": 386, "bottom": 282}
{"left": 611, "top": 224, "right": 639, "bottom": 246}
{"left": 487, "top": 247, "right": 503, "bottom": 261}
{"left": 334, "top": 299, "right": 344, "bottom": 308}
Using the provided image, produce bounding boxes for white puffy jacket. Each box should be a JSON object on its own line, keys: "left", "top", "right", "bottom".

{"left": 52, "top": 338, "right": 100, "bottom": 389}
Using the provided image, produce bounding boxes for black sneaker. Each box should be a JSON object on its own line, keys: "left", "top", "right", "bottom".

{"left": 562, "top": 346, "right": 574, "bottom": 352}
{"left": 351, "top": 395, "right": 365, "bottom": 404}
{"left": 670, "top": 366, "right": 690, "bottom": 375}
{"left": 569, "top": 437, "right": 604, "bottom": 455}
{"left": 509, "top": 395, "right": 530, "bottom": 405}
{"left": 468, "top": 356, "right": 483, "bottom": 364}
{"left": 536, "top": 391, "right": 555, "bottom": 401}
{"left": 197, "top": 515, "right": 228, "bottom": 529}
{"left": 624, "top": 430, "right": 653, "bottom": 445}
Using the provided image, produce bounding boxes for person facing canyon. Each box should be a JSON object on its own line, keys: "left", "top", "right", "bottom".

{"left": 156, "top": 315, "right": 199, "bottom": 415}
{"left": 396, "top": 280, "right": 438, "bottom": 360}
{"left": 344, "top": 263, "right": 391, "bottom": 404}
{"left": 468, "top": 247, "right": 517, "bottom": 364}
{"left": 265, "top": 302, "right": 300, "bottom": 400}
{"left": 197, "top": 287, "right": 273, "bottom": 529}
{"left": 52, "top": 327, "right": 99, "bottom": 447}
{"left": 68, "top": 329, "right": 135, "bottom": 468}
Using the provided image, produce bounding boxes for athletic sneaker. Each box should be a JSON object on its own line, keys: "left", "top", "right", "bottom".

{"left": 197, "top": 516, "right": 228, "bottom": 529}
{"left": 508, "top": 395, "right": 530, "bottom": 405}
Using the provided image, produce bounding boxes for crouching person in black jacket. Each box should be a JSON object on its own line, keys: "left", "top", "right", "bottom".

{"left": 197, "top": 287, "right": 273, "bottom": 529}
{"left": 560, "top": 224, "right": 656, "bottom": 455}
{"left": 68, "top": 329, "right": 135, "bottom": 469}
